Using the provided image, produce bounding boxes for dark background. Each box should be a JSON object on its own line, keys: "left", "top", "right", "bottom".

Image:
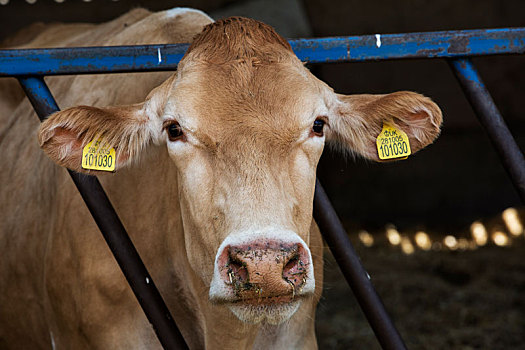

{"left": 2, "top": 0, "right": 524, "bottom": 234}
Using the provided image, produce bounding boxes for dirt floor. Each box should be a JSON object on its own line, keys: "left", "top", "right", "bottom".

{"left": 316, "top": 236, "right": 525, "bottom": 349}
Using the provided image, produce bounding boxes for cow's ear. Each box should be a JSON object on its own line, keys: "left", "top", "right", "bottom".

{"left": 326, "top": 91, "right": 442, "bottom": 161}
{"left": 38, "top": 75, "right": 174, "bottom": 174}
{"left": 38, "top": 103, "right": 155, "bottom": 173}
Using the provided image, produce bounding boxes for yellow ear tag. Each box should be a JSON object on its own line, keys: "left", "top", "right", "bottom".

{"left": 376, "top": 123, "right": 411, "bottom": 161}
{"left": 81, "top": 139, "right": 116, "bottom": 171}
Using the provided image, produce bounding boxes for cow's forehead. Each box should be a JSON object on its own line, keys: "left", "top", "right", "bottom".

{"left": 169, "top": 60, "right": 323, "bottom": 149}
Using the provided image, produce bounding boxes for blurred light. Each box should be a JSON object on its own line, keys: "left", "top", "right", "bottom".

{"left": 414, "top": 231, "right": 432, "bottom": 251}
{"left": 502, "top": 208, "right": 523, "bottom": 236}
{"left": 492, "top": 230, "right": 510, "bottom": 246}
{"left": 26, "top": 0, "right": 36, "bottom": 3}
{"left": 470, "top": 221, "right": 488, "bottom": 246}
{"left": 401, "top": 236, "right": 415, "bottom": 255}
{"left": 358, "top": 230, "right": 374, "bottom": 247}
{"left": 386, "top": 224, "right": 401, "bottom": 245}
{"left": 457, "top": 238, "right": 469, "bottom": 251}
{"left": 54, "top": 0, "right": 64, "bottom": 2}
{"left": 468, "top": 240, "right": 478, "bottom": 250}
{"left": 444, "top": 235, "right": 458, "bottom": 250}
{"left": 0, "top": 0, "right": 9, "bottom": 5}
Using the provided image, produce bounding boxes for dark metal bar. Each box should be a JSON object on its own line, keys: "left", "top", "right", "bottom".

{"left": 18, "top": 76, "right": 188, "bottom": 350}
{"left": 449, "top": 58, "right": 525, "bottom": 203}
{"left": 1, "top": 27, "right": 524, "bottom": 76}
{"left": 313, "top": 179, "right": 407, "bottom": 350}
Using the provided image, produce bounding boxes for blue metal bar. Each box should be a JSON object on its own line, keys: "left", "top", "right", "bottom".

{"left": 293, "top": 27, "right": 525, "bottom": 63}
{"left": 449, "top": 58, "right": 525, "bottom": 203}
{"left": 18, "top": 76, "right": 188, "bottom": 350}
{"left": 18, "top": 76, "right": 60, "bottom": 118}
{"left": 1, "top": 44, "right": 189, "bottom": 76}
{"left": 1, "top": 27, "right": 524, "bottom": 76}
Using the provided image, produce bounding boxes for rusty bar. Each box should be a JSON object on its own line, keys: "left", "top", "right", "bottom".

{"left": 449, "top": 58, "right": 525, "bottom": 203}
{"left": 17, "top": 76, "right": 188, "bottom": 350}
{"left": 313, "top": 179, "right": 407, "bottom": 350}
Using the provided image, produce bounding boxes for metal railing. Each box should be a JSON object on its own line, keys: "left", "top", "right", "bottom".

{"left": 2, "top": 27, "right": 524, "bottom": 350}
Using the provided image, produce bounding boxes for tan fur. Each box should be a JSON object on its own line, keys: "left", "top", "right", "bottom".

{"left": 184, "top": 16, "right": 293, "bottom": 63}
{"left": 1, "top": 9, "right": 441, "bottom": 350}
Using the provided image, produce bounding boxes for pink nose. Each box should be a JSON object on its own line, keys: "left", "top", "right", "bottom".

{"left": 217, "top": 241, "right": 310, "bottom": 301}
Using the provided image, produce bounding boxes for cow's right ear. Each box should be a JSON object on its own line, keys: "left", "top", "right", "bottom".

{"left": 38, "top": 76, "right": 175, "bottom": 174}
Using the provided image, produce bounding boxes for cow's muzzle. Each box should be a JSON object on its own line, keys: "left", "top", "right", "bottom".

{"left": 209, "top": 229, "right": 315, "bottom": 324}
{"left": 218, "top": 240, "right": 309, "bottom": 301}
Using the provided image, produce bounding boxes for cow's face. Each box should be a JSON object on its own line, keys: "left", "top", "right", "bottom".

{"left": 39, "top": 18, "right": 442, "bottom": 325}
{"left": 166, "top": 58, "right": 327, "bottom": 324}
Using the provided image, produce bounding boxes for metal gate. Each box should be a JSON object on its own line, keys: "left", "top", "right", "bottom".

{"left": 1, "top": 27, "right": 524, "bottom": 350}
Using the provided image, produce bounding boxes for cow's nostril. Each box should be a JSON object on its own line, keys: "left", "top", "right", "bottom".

{"left": 227, "top": 254, "right": 248, "bottom": 284}
{"left": 282, "top": 252, "right": 307, "bottom": 288}
{"left": 283, "top": 255, "right": 299, "bottom": 274}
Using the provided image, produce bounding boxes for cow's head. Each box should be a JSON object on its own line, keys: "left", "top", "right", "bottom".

{"left": 38, "top": 17, "right": 442, "bottom": 325}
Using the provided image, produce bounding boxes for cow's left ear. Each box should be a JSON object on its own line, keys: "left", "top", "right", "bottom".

{"left": 326, "top": 91, "right": 442, "bottom": 161}
{"left": 38, "top": 75, "right": 175, "bottom": 174}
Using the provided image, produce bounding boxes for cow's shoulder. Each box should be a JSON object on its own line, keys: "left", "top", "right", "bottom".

{"left": 4, "top": 7, "right": 213, "bottom": 50}
{"left": 0, "top": 7, "right": 214, "bottom": 121}
{"left": 84, "top": 7, "right": 214, "bottom": 47}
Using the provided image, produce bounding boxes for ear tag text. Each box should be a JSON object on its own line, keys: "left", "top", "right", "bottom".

{"left": 81, "top": 139, "right": 116, "bottom": 171}
{"left": 376, "top": 123, "right": 411, "bottom": 160}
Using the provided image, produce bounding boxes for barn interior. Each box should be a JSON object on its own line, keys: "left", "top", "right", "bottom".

{"left": 1, "top": 0, "right": 524, "bottom": 348}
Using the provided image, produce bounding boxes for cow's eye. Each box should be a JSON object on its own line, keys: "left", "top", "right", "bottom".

{"left": 312, "top": 119, "right": 325, "bottom": 136}
{"left": 165, "top": 122, "right": 183, "bottom": 141}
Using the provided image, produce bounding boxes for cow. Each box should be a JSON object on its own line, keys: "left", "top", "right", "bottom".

{"left": 0, "top": 7, "right": 442, "bottom": 350}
